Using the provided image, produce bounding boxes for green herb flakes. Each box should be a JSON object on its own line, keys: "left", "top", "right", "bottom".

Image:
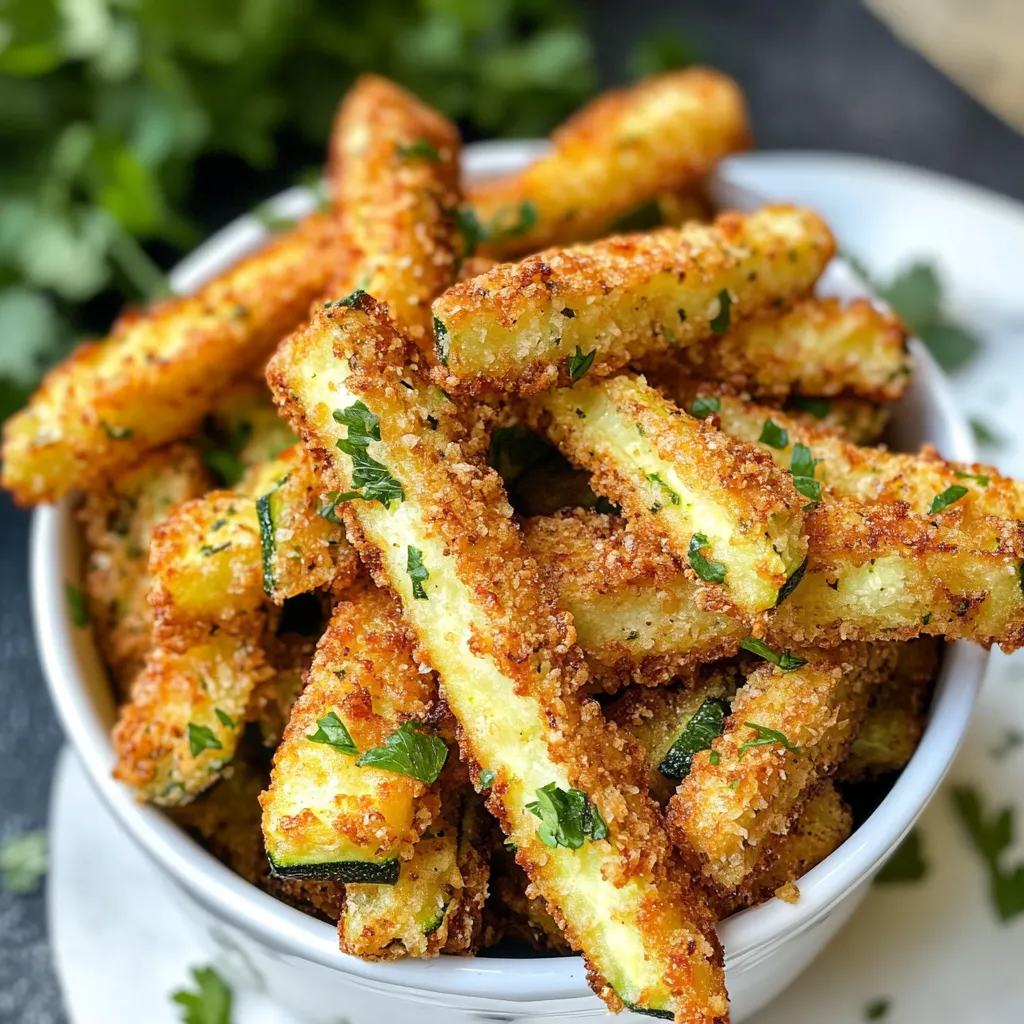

{"left": 396, "top": 138, "right": 440, "bottom": 162}
{"left": 356, "top": 721, "right": 448, "bottom": 784}
{"left": 739, "top": 637, "right": 807, "bottom": 672}
{"left": 567, "top": 345, "right": 596, "bottom": 382}
{"left": 187, "top": 723, "right": 223, "bottom": 758}
{"left": 687, "top": 533, "right": 726, "bottom": 583}
{"left": 690, "top": 395, "right": 720, "bottom": 418}
{"left": 737, "top": 722, "right": 799, "bottom": 758}
{"left": 758, "top": 418, "right": 788, "bottom": 449}
{"left": 308, "top": 711, "right": 359, "bottom": 756}
{"left": 478, "top": 769, "right": 496, "bottom": 791}
{"left": 875, "top": 827, "right": 927, "bottom": 884}
{"left": 709, "top": 289, "right": 732, "bottom": 334}
{"left": 333, "top": 401, "right": 405, "bottom": 508}
{"left": 172, "top": 965, "right": 233, "bottom": 1024}
{"left": 527, "top": 782, "right": 608, "bottom": 850}
{"left": 65, "top": 582, "right": 90, "bottom": 627}
{"left": 789, "top": 442, "right": 822, "bottom": 508}
{"left": 930, "top": 485, "right": 968, "bottom": 514}
{"left": 407, "top": 546, "right": 430, "bottom": 599}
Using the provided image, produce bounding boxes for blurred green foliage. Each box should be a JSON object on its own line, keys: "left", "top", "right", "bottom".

{"left": 1, "top": 0, "right": 693, "bottom": 418}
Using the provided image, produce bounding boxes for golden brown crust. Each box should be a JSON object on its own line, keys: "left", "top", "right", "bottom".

{"left": 467, "top": 69, "right": 750, "bottom": 257}
{"left": 3, "top": 212, "right": 350, "bottom": 504}
{"left": 667, "top": 643, "right": 897, "bottom": 891}
{"left": 431, "top": 205, "right": 835, "bottom": 396}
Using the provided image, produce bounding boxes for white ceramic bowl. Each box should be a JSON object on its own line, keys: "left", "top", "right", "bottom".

{"left": 31, "top": 143, "right": 987, "bottom": 1023}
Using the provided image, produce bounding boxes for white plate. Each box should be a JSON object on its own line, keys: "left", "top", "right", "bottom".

{"left": 48, "top": 150, "right": 1024, "bottom": 1023}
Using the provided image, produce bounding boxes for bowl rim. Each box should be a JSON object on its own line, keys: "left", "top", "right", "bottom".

{"left": 31, "top": 141, "right": 988, "bottom": 1005}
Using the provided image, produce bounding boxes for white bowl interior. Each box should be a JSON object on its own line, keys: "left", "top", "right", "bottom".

{"left": 31, "top": 142, "right": 986, "bottom": 1004}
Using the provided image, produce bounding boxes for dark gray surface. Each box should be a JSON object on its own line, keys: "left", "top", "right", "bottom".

{"left": 3, "top": 1, "right": 1024, "bottom": 1021}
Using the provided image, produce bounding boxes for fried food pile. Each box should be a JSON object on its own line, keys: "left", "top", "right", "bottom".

{"left": 6, "top": 69, "right": 1017, "bottom": 1022}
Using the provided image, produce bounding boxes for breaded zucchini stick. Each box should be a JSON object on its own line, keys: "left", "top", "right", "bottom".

{"left": 466, "top": 68, "right": 750, "bottom": 257}
{"left": 332, "top": 74, "right": 461, "bottom": 353}
{"left": 79, "top": 443, "right": 210, "bottom": 691}
{"left": 262, "top": 584, "right": 442, "bottom": 883}
{"left": 430, "top": 205, "right": 835, "bottom": 395}
{"left": 528, "top": 373, "right": 807, "bottom": 614}
{"left": 665, "top": 643, "right": 898, "bottom": 891}
{"left": 3, "top": 211, "right": 348, "bottom": 504}
{"left": 644, "top": 297, "right": 909, "bottom": 401}
{"left": 150, "top": 444, "right": 356, "bottom": 628}
{"left": 267, "top": 296, "right": 728, "bottom": 1022}
{"left": 677, "top": 388, "right": 1024, "bottom": 522}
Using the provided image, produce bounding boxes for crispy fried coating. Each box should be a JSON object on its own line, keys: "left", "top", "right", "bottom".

{"left": 673, "top": 388, "right": 1024, "bottom": 522}
{"left": 267, "top": 296, "right": 729, "bottom": 1023}
{"left": 527, "top": 373, "right": 807, "bottom": 614}
{"left": 430, "top": 205, "right": 835, "bottom": 396}
{"left": 466, "top": 69, "right": 750, "bottom": 257}
{"left": 150, "top": 444, "right": 357, "bottom": 628}
{"left": 112, "top": 630, "right": 270, "bottom": 805}
{"left": 783, "top": 397, "right": 889, "bottom": 446}
{"left": 3, "top": 211, "right": 349, "bottom": 504}
{"left": 666, "top": 643, "right": 898, "bottom": 891}
{"left": 712, "top": 783, "right": 852, "bottom": 918}
{"left": 644, "top": 297, "right": 909, "bottom": 401}
{"left": 261, "top": 583, "right": 440, "bottom": 876}
{"left": 79, "top": 444, "right": 210, "bottom": 692}
{"left": 837, "top": 637, "right": 939, "bottom": 782}
{"left": 331, "top": 74, "right": 461, "bottom": 352}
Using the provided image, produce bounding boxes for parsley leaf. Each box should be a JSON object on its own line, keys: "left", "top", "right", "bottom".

{"left": 739, "top": 637, "right": 807, "bottom": 672}
{"left": 786, "top": 396, "right": 831, "bottom": 420}
{"left": 478, "top": 769, "right": 496, "bottom": 791}
{"left": 789, "top": 442, "right": 822, "bottom": 508}
{"left": 100, "top": 421, "right": 133, "bottom": 440}
{"left": 333, "top": 401, "right": 404, "bottom": 508}
{"left": 687, "top": 533, "right": 726, "bottom": 583}
{"left": 396, "top": 138, "right": 440, "bottom": 162}
{"left": 317, "top": 492, "right": 352, "bottom": 525}
{"left": 875, "top": 827, "right": 928, "bottom": 884}
{"left": 690, "top": 395, "right": 720, "bottom": 418}
{"left": 256, "top": 474, "right": 289, "bottom": 596}
{"left": 737, "top": 722, "right": 799, "bottom": 758}
{"left": 334, "top": 400, "right": 381, "bottom": 445}
{"left": 709, "top": 289, "right": 732, "bottom": 334}
{"left": 758, "top": 418, "right": 788, "bottom": 449}
{"left": 566, "top": 345, "right": 596, "bottom": 382}
{"left": 930, "top": 485, "right": 968, "bottom": 514}
{"left": 199, "top": 541, "right": 231, "bottom": 557}
{"left": 954, "top": 470, "right": 990, "bottom": 487}
{"left": 406, "top": 546, "right": 430, "bottom": 599}
{"left": 214, "top": 708, "right": 235, "bottom": 730}
{"left": 970, "top": 417, "right": 1006, "bottom": 449}
{"left": 307, "top": 711, "right": 359, "bottom": 756}
{"left": 951, "top": 785, "right": 1024, "bottom": 921}
{"left": 526, "top": 782, "right": 608, "bottom": 849}
{"left": 486, "top": 201, "right": 538, "bottom": 243}
{"left": 0, "top": 829, "right": 48, "bottom": 895}
{"left": 865, "top": 998, "right": 891, "bottom": 1020}
{"left": 356, "top": 720, "right": 448, "bottom": 784}
{"left": 658, "top": 697, "right": 729, "bottom": 781}
{"left": 65, "top": 581, "right": 90, "bottom": 628}
{"left": 187, "top": 723, "right": 223, "bottom": 758}
{"left": 172, "top": 965, "right": 233, "bottom": 1024}
{"left": 647, "top": 472, "right": 680, "bottom": 509}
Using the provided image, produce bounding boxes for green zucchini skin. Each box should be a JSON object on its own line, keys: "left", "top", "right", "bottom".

{"left": 267, "top": 855, "right": 400, "bottom": 885}
{"left": 255, "top": 490, "right": 276, "bottom": 595}
{"left": 623, "top": 1001, "right": 673, "bottom": 1020}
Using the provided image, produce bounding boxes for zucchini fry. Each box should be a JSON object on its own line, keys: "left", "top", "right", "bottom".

{"left": 80, "top": 443, "right": 210, "bottom": 691}
{"left": 466, "top": 68, "right": 750, "bottom": 257}
{"left": 3, "top": 211, "right": 349, "bottom": 505}
{"left": 528, "top": 373, "right": 807, "bottom": 614}
{"left": 665, "top": 643, "right": 898, "bottom": 891}
{"left": 644, "top": 297, "right": 909, "bottom": 401}
{"left": 430, "top": 205, "right": 835, "bottom": 396}
{"left": 267, "top": 295, "right": 729, "bottom": 1022}
{"left": 678, "top": 388, "right": 1024, "bottom": 522}
{"left": 838, "top": 637, "right": 939, "bottom": 782}
{"left": 262, "top": 583, "right": 441, "bottom": 883}
{"left": 332, "top": 74, "right": 461, "bottom": 352}
{"left": 782, "top": 397, "right": 889, "bottom": 446}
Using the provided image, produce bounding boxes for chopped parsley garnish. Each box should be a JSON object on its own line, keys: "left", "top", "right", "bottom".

{"left": 690, "top": 395, "right": 720, "bottom": 418}
{"left": 970, "top": 417, "right": 1006, "bottom": 449}
{"left": 951, "top": 785, "right": 1024, "bottom": 920}
{"left": 486, "top": 200, "right": 538, "bottom": 243}
{"left": 786, "top": 395, "right": 831, "bottom": 419}
{"left": 333, "top": 401, "right": 405, "bottom": 508}
{"left": 739, "top": 637, "right": 807, "bottom": 672}
{"left": 452, "top": 206, "right": 487, "bottom": 261}
{"left": 172, "top": 965, "right": 233, "bottom": 1024}
{"left": 789, "top": 442, "right": 822, "bottom": 508}
{"left": 396, "top": 138, "right": 440, "bottom": 162}
{"left": 0, "top": 829, "right": 47, "bottom": 895}
{"left": 65, "top": 582, "right": 90, "bottom": 628}
{"left": 307, "top": 711, "right": 359, "bottom": 756}
{"left": 187, "top": 723, "right": 223, "bottom": 758}
{"left": 953, "top": 469, "right": 990, "bottom": 487}
{"left": 527, "top": 782, "right": 608, "bottom": 850}
{"left": 478, "top": 769, "right": 496, "bottom": 791}
{"left": 775, "top": 557, "right": 808, "bottom": 606}
{"left": 687, "top": 533, "right": 726, "bottom": 583}
{"left": 875, "top": 827, "right": 927, "bottom": 884}
{"left": 326, "top": 288, "right": 369, "bottom": 309}
{"left": 930, "top": 484, "right": 968, "bottom": 514}
{"left": 317, "top": 492, "right": 346, "bottom": 525}
{"left": 199, "top": 541, "right": 231, "bottom": 557}
{"left": 865, "top": 998, "right": 891, "bottom": 1020}
{"left": 658, "top": 697, "right": 729, "bottom": 781}
{"left": 709, "top": 750, "right": 721, "bottom": 765}
{"left": 433, "top": 315, "right": 450, "bottom": 366}
{"left": 406, "top": 546, "right": 429, "bottom": 599}
{"left": 758, "top": 418, "right": 789, "bottom": 449}
{"left": 256, "top": 474, "right": 289, "bottom": 595}
{"left": 567, "top": 345, "right": 596, "bottom": 382}
{"left": 100, "top": 421, "right": 133, "bottom": 440}
{"left": 647, "top": 472, "right": 680, "bottom": 507}
{"left": 737, "top": 722, "right": 799, "bottom": 758}
{"left": 214, "top": 708, "right": 235, "bottom": 730}
{"left": 709, "top": 289, "right": 732, "bottom": 334}
{"left": 356, "top": 720, "right": 448, "bottom": 784}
